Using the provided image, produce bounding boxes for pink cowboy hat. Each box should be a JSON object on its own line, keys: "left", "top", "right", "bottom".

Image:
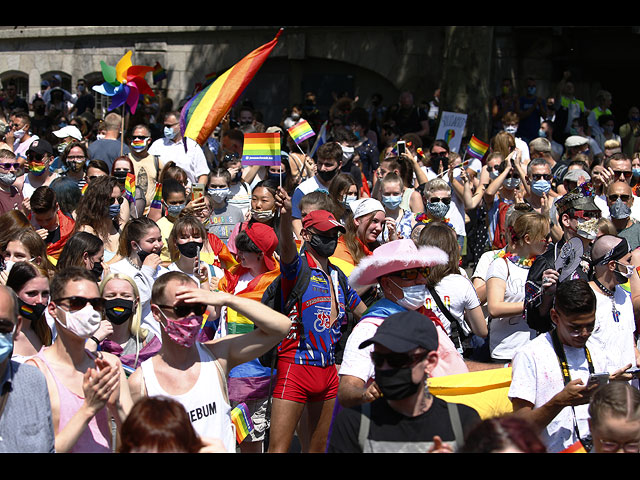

{"left": 349, "top": 239, "right": 449, "bottom": 289}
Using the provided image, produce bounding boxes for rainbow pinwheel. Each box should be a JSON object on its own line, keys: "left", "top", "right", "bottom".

{"left": 93, "top": 51, "right": 154, "bottom": 114}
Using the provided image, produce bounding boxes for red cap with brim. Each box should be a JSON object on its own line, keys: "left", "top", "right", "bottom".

{"left": 245, "top": 222, "right": 279, "bottom": 271}
{"left": 302, "top": 209, "right": 346, "bottom": 234}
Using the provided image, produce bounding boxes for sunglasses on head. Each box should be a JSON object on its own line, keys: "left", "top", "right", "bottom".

{"left": 370, "top": 350, "right": 429, "bottom": 369}
{"left": 54, "top": 296, "right": 105, "bottom": 312}
{"left": 155, "top": 302, "right": 207, "bottom": 318}
{"left": 429, "top": 197, "right": 451, "bottom": 205}
{"left": 608, "top": 194, "right": 631, "bottom": 202}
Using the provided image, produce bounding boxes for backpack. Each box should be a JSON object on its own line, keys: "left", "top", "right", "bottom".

{"left": 492, "top": 200, "right": 512, "bottom": 250}
{"left": 258, "top": 249, "right": 356, "bottom": 367}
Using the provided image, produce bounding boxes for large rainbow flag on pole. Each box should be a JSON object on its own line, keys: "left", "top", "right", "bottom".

{"left": 466, "top": 134, "right": 489, "bottom": 161}
{"left": 180, "top": 29, "right": 283, "bottom": 147}
{"left": 242, "top": 132, "right": 281, "bottom": 166}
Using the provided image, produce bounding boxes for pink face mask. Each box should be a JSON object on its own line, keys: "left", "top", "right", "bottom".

{"left": 158, "top": 311, "right": 203, "bottom": 348}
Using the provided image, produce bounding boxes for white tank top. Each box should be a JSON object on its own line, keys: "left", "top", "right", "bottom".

{"left": 141, "top": 342, "right": 236, "bottom": 452}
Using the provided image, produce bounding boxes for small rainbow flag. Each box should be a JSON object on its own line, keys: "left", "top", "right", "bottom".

{"left": 180, "top": 29, "right": 282, "bottom": 147}
{"left": 230, "top": 402, "right": 254, "bottom": 444}
{"left": 124, "top": 172, "right": 136, "bottom": 203}
{"left": 242, "top": 132, "right": 281, "bottom": 166}
{"left": 466, "top": 135, "right": 489, "bottom": 161}
{"left": 152, "top": 62, "right": 167, "bottom": 84}
{"left": 287, "top": 119, "right": 315, "bottom": 145}
{"left": 561, "top": 440, "right": 587, "bottom": 453}
{"left": 150, "top": 182, "right": 162, "bottom": 209}
{"left": 81, "top": 182, "right": 88, "bottom": 195}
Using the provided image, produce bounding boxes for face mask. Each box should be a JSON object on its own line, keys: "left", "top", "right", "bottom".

{"left": 159, "top": 311, "right": 202, "bottom": 348}
{"left": 90, "top": 260, "right": 104, "bottom": 282}
{"left": 268, "top": 172, "right": 286, "bottom": 183}
{"left": 57, "top": 142, "right": 69, "bottom": 154}
{"left": 207, "top": 187, "right": 229, "bottom": 203}
{"left": 29, "top": 162, "right": 47, "bottom": 176}
{"left": 527, "top": 86, "right": 537, "bottom": 96}
{"left": 177, "top": 241, "right": 202, "bottom": 259}
{"left": 135, "top": 243, "right": 153, "bottom": 264}
{"left": 108, "top": 203, "right": 121, "bottom": 220}
{"left": 18, "top": 298, "right": 47, "bottom": 322}
{"left": 317, "top": 167, "right": 339, "bottom": 183}
{"left": 504, "top": 125, "right": 518, "bottom": 135}
{"left": 389, "top": 278, "right": 428, "bottom": 310}
{"left": 633, "top": 168, "right": 640, "bottom": 178}
{"left": 344, "top": 194, "right": 358, "bottom": 206}
{"left": 341, "top": 145, "right": 355, "bottom": 162}
{"left": 614, "top": 262, "right": 635, "bottom": 283}
{"left": 308, "top": 233, "right": 338, "bottom": 258}
{"left": 251, "top": 209, "right": 275, "bottom": 222}
{"left": 96, "top": 133, "right": 105, "bottom": 141}
{"left": 55, "top": 303, "right": 102, "bottom": 339}
{"left": 425, "top": 201, "right": 449, "bottom": 219}
{"left": 104, "top": 298, "right": 134, "bottom": 325}
{"left": 504, "top": 177, "right": 521, "bottom": 190}
{"left": 131, "top": 138, "right": 149, "bottom": 152}
{"left": 166, "top": 203, "right": 186, "bottom": 218}
{"left": 382, "top": 195, "right": 403, "bottom": 210}
{"left": 604, "top": 125, "right": 614, "bottom": 134}
{"left": 610, "top": 198, "right": 631, "bottom": 220}
{"left": 13, "top": 129, "right": 25, "bottom": 140}
{"left": 632, "top": 116, "right": 640, "bottom": 123}
{"left": 531, "top": 179, "right": 551, "bottom": 196}
{"left": 0, "top": 172, "right": 16, "bottom": 186}
{"left": 489, "top": 169, "right": 500, "bottom": 180}
{"left": 112, "top": 170, "right": 128, "bottom": 182}
{"left": 66, "top": 161, "right": 84, "bottom": 173}
{"left": 291, "top": 113, "right": 300, "bottom": 121}
{"left": 538, "top": 129, "right": 547, "bottom": 138}
{"left": 374, "top": 365, "right": 421, "bottom": 400}
{"left": 164, "top": 126, "right": 177, "bottom": 140}
{"left": 0, "top": 328, "right": 14, "bottom": 363}
{"left": 3, "top": 260, "right": 15, "bottom": 273}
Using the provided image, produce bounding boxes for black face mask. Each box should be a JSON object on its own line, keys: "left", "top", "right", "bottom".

{"left": 136, "top": 244, "right": 152, "bottom": 264}
{"left": 104, "top": 298, "right": 134, "bottom": 325}
{"left": 177, "top": 241, "right": 203, "bottom": 259}
{"left": 374, "top": 366, "right": 421, "bottom": 400}
{"left": 317, "top": 167, "right": 339, "bottom": 183}
{"left": 308, "top": 233, "right": 338, "bottom": 258}
{"left": 17, "top": 298, "right": 47, "bottom": 322}
{"left": 90, "top": 260, "right": 104, "bottom": 282}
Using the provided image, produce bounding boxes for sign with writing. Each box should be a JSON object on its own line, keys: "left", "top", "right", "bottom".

{"left": 435, "top": 111, "right": 467, "bottom": 153}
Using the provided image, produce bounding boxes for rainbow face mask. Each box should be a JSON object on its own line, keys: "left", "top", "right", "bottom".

{"left": 28, "top": 162, "right": 47, "bottom": 176}
{"left": 131, "top": 137, "right": 149, "bottom": 152}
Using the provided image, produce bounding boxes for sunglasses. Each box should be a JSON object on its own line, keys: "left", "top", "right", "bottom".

{"left": 531, "top": 174, "right": 552, "bottom": 181}
{"left": 154, "top": 303, "right": 207, "bottom": 318}
{"left": 132, "top": 135, "right": 149, "bottom": 141}
{"left": 429, "top": 197, "right": 451, "bottom": 205}
{"left": 54, "top": 296, "right": 105, "bottom": 312}
{"left": 370, "top": 350, "right": 429, "bottom": 369}
{"left": 0, "top": 162, "right": 20, "bottom": 170}
{"left": 26, "top": 152, "right": 45, "bottom": 162}
{"left": 572, "top": 210, "right": 600, "bottom": 220}
{"left": 111, "top": 196, "right": 124, "bottom": 205}
{"left": 613, "top": 170, "right": 633, "bottom": 179}
{"left": 392, "top": 267, "right": 430, "bottom": 281}
{"left": 608, "top": 194, "right": 631, "bottom": 202}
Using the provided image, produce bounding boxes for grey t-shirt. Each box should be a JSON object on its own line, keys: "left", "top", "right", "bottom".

{"left": 209, "top": 203, "right": 245, "bottom": 244}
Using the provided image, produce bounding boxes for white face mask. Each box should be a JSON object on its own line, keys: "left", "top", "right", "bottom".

{"left": 55, "top": 303, "right": 102, "bottom": 339}
{"left": 389, "top": 278, "right": 428, "bottom": 310}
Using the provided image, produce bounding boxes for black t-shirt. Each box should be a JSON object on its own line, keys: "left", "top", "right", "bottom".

{"left": 328, "top": 396, "right": 480, "bottom": 453}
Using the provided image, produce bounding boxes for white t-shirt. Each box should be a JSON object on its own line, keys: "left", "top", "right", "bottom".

{"left": 509, "top": 331, "right": 608, "bottom": 453}
{"left": 227, "top": 181, "right": 252, "bottom": 216}
{"left": 588, "top": 285, "right": 636, "bottom": 372}
{"left": 471, "top": 249, "right": 503, "bottom": 282}
{"left": 486, "top": 256, "right": 536, "bottom": 360}
{"left": 425, "top": 274, "right": 481, "bottom": 337}
{"left": 148, "top": 137, "right": 209, "bottom": 184}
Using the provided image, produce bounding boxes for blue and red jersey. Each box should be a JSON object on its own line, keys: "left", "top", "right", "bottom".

{"left": 277, "top": 250, "right": 361, "bottom": 367}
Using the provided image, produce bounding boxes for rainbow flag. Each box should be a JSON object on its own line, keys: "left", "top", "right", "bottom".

{"left": 81, "top": 182, "right": 88, "bottom": 196}
{"left": 150, "top": 182, "right": 162, "bottom": 209}
{"left": 230, "top": 402, "right": 254, "bottom": 444}
{"left": 242, "top": 132, "right": 281, "bottom": 166}
{"left": 287, "top": 119, "right": 315, "bottom": 145}
{"left": 180, "top": 29, "right": 283, "bottom": 146}
{"left": 466, "top": 135, "right": 489, "bottom": 161}
{"left": 124, "top": 172, "right": 135, "bottom": 202}
{"left": 152, "top": 62, "right": 167, "bottom": 84}
{"left": 561, "top": 440, "right": 587, "bottom": 453}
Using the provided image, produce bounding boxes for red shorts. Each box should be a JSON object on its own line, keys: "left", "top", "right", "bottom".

{"left": 272, "top": 361, "right": 339, "bottom": 403}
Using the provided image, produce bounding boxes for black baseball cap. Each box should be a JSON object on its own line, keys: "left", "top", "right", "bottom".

{"left": 359, "top": 310, "right": 439, "bottom": 353}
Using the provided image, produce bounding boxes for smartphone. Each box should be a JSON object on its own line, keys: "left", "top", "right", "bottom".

{"left": 192, "top": 183, "right": 205, "bottom": 201}
{"left": 397, "top": 140, "right": 406, "bottom": 156}
{"left": 586, "top": 372, "right": 609, "bottom": 389}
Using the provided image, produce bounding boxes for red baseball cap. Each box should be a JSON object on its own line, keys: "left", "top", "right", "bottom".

{"left": 244, "top": 222, "right": 279, "bottom": 271}
{"left": 302, "top": 210, "right": 345, "bottom": 234}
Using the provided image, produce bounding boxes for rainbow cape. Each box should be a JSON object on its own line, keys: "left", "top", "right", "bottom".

{"left": 287, "top": 119, "right": 315, "bottom": 145}
{"left": 230, "top": 402, "right": 254, "bottom": 444}
{"left": 466, "top": 135, "right": 489, "bottom": 160}
{"left": 242, "top": 132, "right": 281, "bottom": 166}
{"left": 124, "top": 172, "right": 136, "bottom": 202}
{"left": 180, "top": 28, "right": 283, "bottom": 146}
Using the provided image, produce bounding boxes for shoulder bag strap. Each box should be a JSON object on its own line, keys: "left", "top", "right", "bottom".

{"left": 447, "top": 401, "right": 464, "bottom": 451}
{"left": 427, "top": 286, "right": 465, "bottom": 349}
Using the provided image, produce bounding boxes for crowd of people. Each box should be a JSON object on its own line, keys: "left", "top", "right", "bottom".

{"left": 1, "top": 72, "right": 640, "bottom": 454}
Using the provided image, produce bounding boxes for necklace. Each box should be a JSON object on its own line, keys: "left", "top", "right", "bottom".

{"left": 126, "top": 256, "right": 142, "bottom": 271}
{"left": 593, "top": 278, "right": 620, "bottom": 323}
{"left": 494, "top": 249, "right": 536, "bottom": 268}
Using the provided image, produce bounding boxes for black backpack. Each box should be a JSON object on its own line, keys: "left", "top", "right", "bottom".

{"left": 258, "top": 250, "right": 356, "bottom": 367}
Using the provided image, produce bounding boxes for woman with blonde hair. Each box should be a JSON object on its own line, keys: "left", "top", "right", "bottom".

{"left": 486, "top": 211, "right": 550, "bottom": 362}
{"left": 87, "top": 272, "right": 160, "bottom": 375}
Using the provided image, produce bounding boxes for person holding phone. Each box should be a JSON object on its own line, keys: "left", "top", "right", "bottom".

{"left": 509, "top": 279, "right": 632, "bottom": 453}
